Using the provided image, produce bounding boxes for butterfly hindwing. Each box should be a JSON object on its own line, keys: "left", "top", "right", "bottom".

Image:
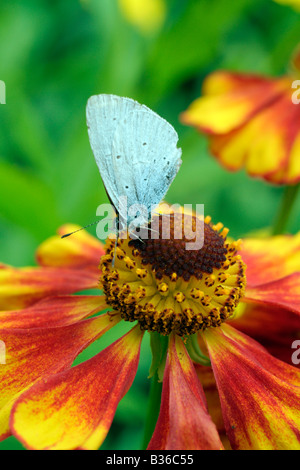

{"left": 86, "top": 94, "right": 182, "bottom": 226}
{"left": 111, "top": 108, "right": 182, "bottom": 219}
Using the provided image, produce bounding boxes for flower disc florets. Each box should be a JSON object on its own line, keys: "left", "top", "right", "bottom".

{"left": 100, "top": 213, "right": 246, "bottom": 336}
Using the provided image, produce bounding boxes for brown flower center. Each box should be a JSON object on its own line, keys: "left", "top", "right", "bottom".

{"left": 129, "top": 213, "right": 228, "bottom": 281}
{"left": 100, "top": 213, "right": 246, "bottom": 336}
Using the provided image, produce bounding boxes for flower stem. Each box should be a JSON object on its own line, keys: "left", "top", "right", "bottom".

{"left": 272, "top": 184, "right": 300, "bottom": 236}
{"left": 141, "top": 371, "right": 162, "bottom": 449}
{"left": 185, "top": 333, "right": 211, "bottom": 366}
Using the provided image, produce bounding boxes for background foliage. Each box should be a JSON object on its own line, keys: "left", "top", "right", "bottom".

{"left": 0, "top": 0, "right": 299, "bottom": 450}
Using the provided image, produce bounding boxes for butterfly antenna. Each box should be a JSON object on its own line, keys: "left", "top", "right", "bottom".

{"left": 129, "top": 231, "right": 145, "bottom": 243}
{"left": 112, "top": 233, "right": 119, "bottom": 267}
{"left": 141, "top": 226, "right": 159, "bottom": 234}
{"left": 61, "top": 221, "right": 99, "bottom": 239}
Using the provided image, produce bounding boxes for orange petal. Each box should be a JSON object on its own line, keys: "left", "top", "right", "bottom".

{"left": 0, "top": 264, "right": 100, "bottom": 310}
{"left": 0, "top": 295, "right": 107, "bottom": 329}
{"left": 182, "top": 68, "right": 300, "bottom": 184}
{"left": 36, "top": 224, "right": 104, "bottom": 269}
{"left": 181, "top": 71, "right": 289, "bottom": 135}
{"left": 194, "top": 363, "right": 225, "bottom": 434}
{"left": 239, "top": 232, "right": 300, "bottom": 286}
{"left": 203, "top": 324, "right": 300, "bottom": 450}
{"left": 209, "top": 89, "right": 300, "bottom": 180}
{"left": 0, "top": 312, "right": 120, "bottom": 441}
{"left": 245, "top": 273, "right": 300, "bottom": 315}
{"left": 11, "top": 325, "right": 143, "bottom": 450}
{"left": 271, "top": 130, "right": 300, "bottom": 184}
{"left": 147, "top": 334, "right": 223, "bottom": 450}
{"left": 229, "top": 303, "right": 300, "bottom": 366}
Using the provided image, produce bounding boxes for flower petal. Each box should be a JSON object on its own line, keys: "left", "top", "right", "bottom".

{"left": 194, "top": 364, "right": 225, "bottom": 434}
{"left": 0, "top": 295, "right": 107, "bottom": 329}
{"left": 229, "top": 303, "right": 300, "bottom": 366}
{"left": 239, "top": 232, "right": 300, "bottom": 286}
{"left": 11, "top": 325, "right": 143, "bottom": 450}
{"left": 147, "top": 334, "right": 223, "bottom": 450}
{"left": 245, "top": 273, "right": 300, "bottom": 315}
{"left": 0, "top": 264, "right": 100, "bottom": 310}
{"left": 0, "top": 313, "right": 120, "bottom": 440}
{"left": 181, "top": 68, "right": 300, "bottom": 184}
{"left": 181, "top": 71, "right": 289, "bottom": 135}
{"left": 209, "top": 89, "right": 300, "bottom": 179}
{"left": 119, "top": 0, "right": 166, "bottom": 33}
{"left": 274, "top": 0, "right": 300, "bottom": 11}
{"left": 203, "top": 324, "right": 300, "bottom": 450}
{"left": 36, "top": 224, "right": 104, "bottom": 269}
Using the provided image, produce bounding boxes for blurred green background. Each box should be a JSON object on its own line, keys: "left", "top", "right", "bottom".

{"left": 0, "top": 0, "right": 299, "bottom": 450}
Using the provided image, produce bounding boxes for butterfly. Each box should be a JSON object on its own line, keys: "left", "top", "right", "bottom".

{"left": 86, "top": 94, "right": 182, "bottom": 237}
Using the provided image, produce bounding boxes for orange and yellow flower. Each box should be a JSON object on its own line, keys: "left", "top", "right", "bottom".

{"left": 0, "top": 214, "right": 299, "bottom": 450}
{"left": 181, "top": 50, "right": 300, "bottom": 185}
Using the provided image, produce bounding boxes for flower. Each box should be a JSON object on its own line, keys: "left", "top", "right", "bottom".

{"left": 274, "top": 0, "right": 300, "bottom": 10}
{"left": 118, "top": 0, "right": 166, "bottom": 34}
{"left": 0, "top": 213, "right": 299, "bottom": 450}
{"left": 181, "top": 50, "right": 300, "bottom": 185}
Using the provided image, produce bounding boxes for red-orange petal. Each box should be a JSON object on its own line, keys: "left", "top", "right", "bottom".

{"left": 194, "top": 363, "right": 225, "bottom": 432}
{"left": 0, "top": 264, "right": 100, "bottom": 310}
{"left": 0, "top": 295, "right": 108, "bottom": 329}
{"left": 229, "top": 303, "right": 300, "bottom": 366}
{"left": 36, "top": 224, "right": 104, "bottom": 269}
{"left": 147, "top": 334, "right": 223, "bottom": 450}
{"left": 10, "top": 325, "right": 143, "bottom": 450}
{"left": 203, "top": 324, "right": 300, "bottom": 450}
{"left": 181, "top": 71, "right": 288, "bottom": 135}
{"left": 181, "top": 68, "right": 300, "bottom": 184}
{"left": 208, "top": 88, "right": 300, "bottom": 181}
{"left": 239, "top": 232, "right": 300, "bottom": 286}
{"left": 0, "top": 312, "right": 120, "bottom": 441}
{"left": 244, "top": 273, "right": 300, "bottom": 315}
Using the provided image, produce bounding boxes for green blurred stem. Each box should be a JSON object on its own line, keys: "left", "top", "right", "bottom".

{"left": 186, "top": 333, "right": 211, "bottom": 366}
{"left": 142, "top": 371, "right": 163, "bottom": 449}
{"left": 272, "top": 184, "right": 300, "bottom": 236}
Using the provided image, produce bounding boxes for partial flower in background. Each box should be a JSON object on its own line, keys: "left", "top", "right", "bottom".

{"left": 118, "top": 0, "right": 166, "bottom": 34}
{"left": 0, "top": 209, "right": 299, "bottom": 450}
{"left": 181, "top": 49, "right": 300, "bottom": 185}
{"left": 274, "top": 0, "right": 300, "bottom": 10}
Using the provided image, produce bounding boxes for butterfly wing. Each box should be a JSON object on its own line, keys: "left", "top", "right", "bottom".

{"left": 111, "top": 107, "right": 182, "bottom": 221}
{"left": 87, "top": 94, "right": 182, "bottom": 225}
{"left": 86, "top": 94, "right": 146, "bottom": 207}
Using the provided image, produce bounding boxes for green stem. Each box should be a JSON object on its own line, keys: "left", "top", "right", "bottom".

{"left": 142, "top": 371, "right": 162, "bottom": 449}
{"left": 272, "top": 184, "right": 300, "bottom": 236}
{"left": 185, "top": 334, "right": 211, "bottom": 366}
